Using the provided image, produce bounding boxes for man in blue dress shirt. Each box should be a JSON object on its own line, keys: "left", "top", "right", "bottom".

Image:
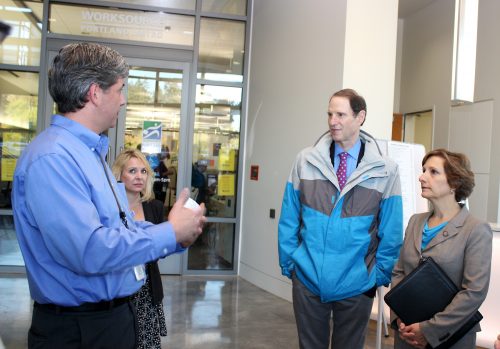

{"left": 12, "top": 42, "right": 206, "bottom": 349}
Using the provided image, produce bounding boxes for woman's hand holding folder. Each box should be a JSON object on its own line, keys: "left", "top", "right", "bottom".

{"left": 397, "top": 320, "right": 428, "bottom": 349}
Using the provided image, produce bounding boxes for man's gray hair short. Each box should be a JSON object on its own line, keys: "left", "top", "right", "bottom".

{"left": 48, "top": 42, "right": 129, "bottom": 114}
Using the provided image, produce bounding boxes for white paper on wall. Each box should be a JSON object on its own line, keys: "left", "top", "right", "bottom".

{"left": 376, "top": 139, "right": 427, "bottom": 232}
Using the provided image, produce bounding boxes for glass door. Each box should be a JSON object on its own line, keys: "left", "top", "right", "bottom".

{"left": 185, "top": 85, "right": 242, "bottom": 273}
{"left": 112, "top": 58, "right": 191, "bottom": 275}
{"left": 0, "top": 71, "right": 38, "bottom": 271}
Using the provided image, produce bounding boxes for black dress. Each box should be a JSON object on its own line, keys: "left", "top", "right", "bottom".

{"left": 130, "top": 199, "right": 167, "bottom": 349}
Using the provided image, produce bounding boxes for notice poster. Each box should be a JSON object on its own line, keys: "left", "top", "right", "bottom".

{"left": 219, "top": 148, "right": 235, "bottom": 171}
{"left": 1, "top": 158, "right": 16, "bottom": 181}
{"left": 141, "top": 121, "right": 162, "bottom": 154}
{"left": 217, "top": 174, "right": 235, "bottom": 196}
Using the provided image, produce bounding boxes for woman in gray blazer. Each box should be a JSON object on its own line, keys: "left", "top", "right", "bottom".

{"left": 391, "top": 149, "right": 492, "bottom": 349}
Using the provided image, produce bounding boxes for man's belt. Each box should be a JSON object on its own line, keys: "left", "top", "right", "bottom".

{"left": 34, "top": 296, "right": 129, "bottom": 313}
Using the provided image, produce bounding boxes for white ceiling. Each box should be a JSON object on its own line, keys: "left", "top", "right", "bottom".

{"left": 398, "top": 0, "right": 437, "bottom": 18}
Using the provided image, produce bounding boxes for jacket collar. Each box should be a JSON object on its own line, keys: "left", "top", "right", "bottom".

{"left": 308, "top": 132, "right": 385, "bottom": 188}
{"left": 415, "top": 205, "right": 469, "bottom": 252}
{"left": 312, "top": 131, "right": 382, "bottom": 167}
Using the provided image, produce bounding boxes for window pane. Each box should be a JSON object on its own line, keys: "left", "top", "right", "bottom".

{"left": 0, "top": 70, "right": 38, "bottom": 267}
{"left": 187, "top": 222, "right": 235, "bottom": 270}
{"left": 192, "top": 85, "right": 241, "bottom": 218}
{"left": 0, "top": 215, "right": 22, "bottom": 266}
{"left": 124, "top": 67, "right": 183, "bottom": 211}
{"left": 98, "top": 0, "right": 195, "bottom": 11}
{"left": 198, "top": 18, "right": 245, "bottom": 82}
{"left": 0, "top": 0, "right": 43, "bottom": 66}
{"left": 0, "top": 70, "right": 38, "bottom": 189}
{"left": 49, "top": 4, "right": 194, "bottom": 46}
{"left": 202, "top": 0, "right": 247, "bottom": 16}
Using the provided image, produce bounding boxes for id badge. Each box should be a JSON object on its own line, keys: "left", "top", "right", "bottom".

{"left": 133, "top": 265, "right": 146, "bottom": 281}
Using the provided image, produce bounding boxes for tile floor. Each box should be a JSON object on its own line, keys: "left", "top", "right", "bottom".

{"left": 0, "top": 274, "right": 485, "bottom": 349}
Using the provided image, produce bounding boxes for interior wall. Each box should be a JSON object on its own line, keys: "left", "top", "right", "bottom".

{"left": 475, "top": 0, "right": 500, "bottom": 224}
{"left": 449, "top": 101, "right": 493, "bottom": 223}
{"left": 241, "top": 0, "right": 399, "bottom": 304}
{"left": 239, "top": 0, "right": 347, "bottom": 301}
{"left": 397, "top": 0, "right": 500, "bottom": 346}
{"left": 465, "top": 2, "right": 500, "bottom": 342}
{"left": 398, "top": 0, "right": 455, "bottom": 149}
{"left": 413, "top": 112, "right": 433, "bottom": 152}
{"left": 398, "top": 0, "right": 500, "bottom": 225}
{"left": 393, "top": 19, "right": 404, "bottom": 112}
{"left": 343, "top": 0, "right": 399, "bottom": 140}
{"left": 403, "top": 115, "right": 416, "bottom": 143}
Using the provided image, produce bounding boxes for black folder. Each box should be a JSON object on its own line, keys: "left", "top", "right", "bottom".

{"left": 384, "top": 257, "right": 482, "bottom": 349}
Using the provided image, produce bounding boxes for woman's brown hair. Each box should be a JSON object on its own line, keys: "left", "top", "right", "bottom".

{"left": 422, "top": 148, "right": 475, "bottom": 202}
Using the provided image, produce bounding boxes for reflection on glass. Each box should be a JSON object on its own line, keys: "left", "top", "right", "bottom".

{"left": 49, "top": 4, "right": 194, "bottom": 46}
{"left": 0, "top": 70, "right": 37, "bottom": 267}
{"left": 0, "top": 216, "right": 23, "bottom": 266}
{"left": 0, "top": 71, "right": 38, "bottom": 208}
{"left": 98, "top": 0, "right": 195, "bottom": 11}
{"left": 124, "top": 67, "right": 182, "bottom": 212}
{"left": 0, "top": 0, "right": 43, "bottom": 65}
{"left": 188, "top": 223, "right": 234, "bottom": 270}
{"left": 202, "top": 0, "right": 247, "bottom": 16}
{"left": 198, "top": 18, "right": 245, "bottom": 82}
{"left": 192, "top": 85, "right": 241, "bottom": 218}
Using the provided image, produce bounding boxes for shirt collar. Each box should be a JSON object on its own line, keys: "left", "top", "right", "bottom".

{"left": 334, "top": 138, "right": 361, "bottom": 161}
{"left": 51, "top": 115, "right": 109, "bottom": 157}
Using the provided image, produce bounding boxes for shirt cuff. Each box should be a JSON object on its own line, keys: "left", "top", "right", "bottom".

{"left": 149, "top": 221, "right": 182, "bottom": 257}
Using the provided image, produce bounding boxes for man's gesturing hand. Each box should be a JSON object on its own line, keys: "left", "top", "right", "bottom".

{"left": 168, "top": 188, "right": 206, "bottom": 247}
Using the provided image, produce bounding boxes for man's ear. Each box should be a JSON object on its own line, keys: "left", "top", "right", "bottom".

{"left": 88, "top": 83, "right": 100, "bottom": 105}
{"left": 357, "top": 110, "right": 366, "bottom": 126}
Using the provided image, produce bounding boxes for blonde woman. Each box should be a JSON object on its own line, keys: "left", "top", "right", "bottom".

{"left": 112, "top": 149, "right": 167, "bottom": 349}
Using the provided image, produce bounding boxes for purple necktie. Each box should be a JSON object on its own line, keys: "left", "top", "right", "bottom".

{"left": 337, "top": 152, "right": 348, "bottom": 190}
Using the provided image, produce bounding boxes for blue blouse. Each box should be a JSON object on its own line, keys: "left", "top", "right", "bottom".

{"left": 421, "top": 220, "right": 448, "bottom": 250}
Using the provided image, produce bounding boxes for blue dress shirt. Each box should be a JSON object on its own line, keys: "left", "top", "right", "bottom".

{"left": 12, "top": 115, "right": 182, "bottom": 306}
{"left": 333, "top": 139, "right": 361, "bottom": 180}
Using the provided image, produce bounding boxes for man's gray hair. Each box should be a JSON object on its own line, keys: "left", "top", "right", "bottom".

{"left": 48, "top": 42, "right": 129, "bottom": 114}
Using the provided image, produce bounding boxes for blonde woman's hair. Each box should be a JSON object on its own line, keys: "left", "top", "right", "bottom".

{"left": 112, "top": 149, "right": 155, "bottom": 202}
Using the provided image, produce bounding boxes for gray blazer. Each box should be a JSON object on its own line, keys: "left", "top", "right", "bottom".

{"left": 390, "top": 206, "right": 492, "bottom": 349}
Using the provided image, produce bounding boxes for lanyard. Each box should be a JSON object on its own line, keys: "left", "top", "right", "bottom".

{"left": 99, "top": 155, "right": 129, "bottom": 229}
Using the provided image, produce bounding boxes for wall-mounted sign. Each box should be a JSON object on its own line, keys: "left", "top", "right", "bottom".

{"left": 49, "top": 4, "right": 194, "bottom": 46}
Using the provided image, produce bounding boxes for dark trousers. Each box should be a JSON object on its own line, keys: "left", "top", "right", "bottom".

{"left": 292, "top": 274, "right": 374, "bottom": 349}
{"left": 28, "top": 301, "right": 136, "bottom": 349}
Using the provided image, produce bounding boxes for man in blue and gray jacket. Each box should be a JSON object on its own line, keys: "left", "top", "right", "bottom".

{"left": 278, "top": 88, "right": 403, "bottom": 349}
